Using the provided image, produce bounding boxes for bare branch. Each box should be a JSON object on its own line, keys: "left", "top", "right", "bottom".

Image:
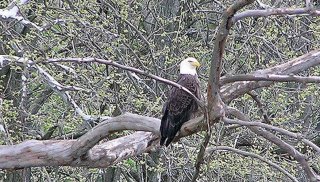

{"left": 70, "top": 113, "right": 160, "bottom": 158}
{"left": 0, "top": 131, "right": 157, "bottom": 169}
{"left": 206, "top": 0, "right": 256, "bottom": 122}
{"left": 223, "top": 118, "right": 320, "bottom": 153}
{"left": 208, "top": 0, "right": 255, "bottom": 88}
{"left": 0, "top": 111, "right": 209, "bottom": 169}
{"left": 45, "top": 58, "right": 205, "bottom": 108}
{"left": 194, "top": 1, "right": 255, "bottom": 181}
{"left": 191, "top": 113, "right": 213, "bottom": 182}
{"left": 232, "top": 7, "right": 320, "bottom": 23}
{"left": 0, "top": 1, "right": 43, "bottom": 31}
{"left": 250, "top": 127, "right": 320, "bottom": 181}
{"left": 225, "top": 108, "right": 320, "bottom": 181}
{"left": 221, "top": 49, "right": 320, "bottom": 103}
{"left": 247, "top": 91, "right": 271, "bottom": 123}
{"left": 0, "top": 55, "right": 94, "bottom": 122}
{"left": 221, "top": 74, "right": 320, "bottom": 85}
{"left": 206, "top": 146, "right": 299, "bottom": 182}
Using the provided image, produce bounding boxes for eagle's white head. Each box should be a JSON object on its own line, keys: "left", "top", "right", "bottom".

{"left": 180, "top": 57, "right": 200, "bottom": 75}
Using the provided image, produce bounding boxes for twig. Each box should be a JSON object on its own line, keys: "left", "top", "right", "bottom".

{"left": 247, "top": 91, "right": 271, "bottom": 123}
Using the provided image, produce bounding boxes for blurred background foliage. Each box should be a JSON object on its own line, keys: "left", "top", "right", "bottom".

{"left": 0, "top": 0, "right": 320, "bottom": 181}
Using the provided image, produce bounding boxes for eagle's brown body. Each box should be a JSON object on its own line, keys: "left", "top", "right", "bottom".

{"left": 160, "top": 74, "right": 200, "bottom": 146}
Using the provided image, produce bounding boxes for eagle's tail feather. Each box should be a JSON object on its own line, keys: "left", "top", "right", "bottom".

{"left": 160, "top": 112, "right": 178, "bottom": 146}
{"left": 160, "top": 109, "right": 169, "bottom": 146}
{"left": 161, "top": 109, "right": 191, "bottom": 146}
{"left": 163, "top": 114, "right": 183, "bottom": 146}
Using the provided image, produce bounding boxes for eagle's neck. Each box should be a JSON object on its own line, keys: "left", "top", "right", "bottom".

{"left": 180, "top": 66, "right": 197, "bottom": 75}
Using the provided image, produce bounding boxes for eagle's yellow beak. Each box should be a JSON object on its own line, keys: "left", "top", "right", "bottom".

{"left": 191, "top": 60, "right": 201, "bottom": 68}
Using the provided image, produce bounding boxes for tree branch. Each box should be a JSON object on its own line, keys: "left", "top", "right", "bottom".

{"left": 247, "top": 91, "right": 271, "bottom": 123}
{"left": 207, "top": 0, "right": 256, "bottom": 121}
{"left": 225, "top": 108, "right": 320, "bottom": 181}
{"left": 0, "top": 131, "right": 157, "bottom": 169}
{"left": 0, "top": 55, "right": 95, "bottom": 123}
{"left": 193, "top": 1, "right": 255, "bottom": 181}
{"left": 0, "top": 0, "right": 43, "bottom": 31}
{"left": 206, "top": 146, "right": 299, "bottom": 182}
{"left": 250, "top": 126, "right": 320, "bottom": 181}
{"left": 70, "top": 113, "right": 160, "bottom": 158}
{"left": 221, "top": 74, "right": 320, "bottom": 85}
{"left": 0, "top": 112, "right": 206, "bottom": 169}
{"left": 221, "top": 49, "right": 320, "bottom": 103}
{"left": 232, "top": 7, "right": 320, "bottom": 23}
{"left": 45, "top": 58, "right": 204, "bottom": 108}
{"left": 223, "top": 118, "right": 320, "bottom": 153}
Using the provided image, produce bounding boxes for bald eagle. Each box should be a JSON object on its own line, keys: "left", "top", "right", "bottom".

{"left": 160, "top": 57, "right": 201, "bottom": 146}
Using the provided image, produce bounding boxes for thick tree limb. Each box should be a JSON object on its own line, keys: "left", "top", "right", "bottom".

{"left": 206, "top": 146, "right": 298, "bottom": 182}
{"left": 0, "top": 113, "right": 160, "bottom": 169}
{"left": 193, "top": 1, "right": 255, "bottom": 181}
{"left": 0, "top": 112, "right": 206, "bottom": 169}
{"left": 221, "top": 49, "right": 320, "bottom": 103}
{"left": 71, "top": 113, "right": 160, "bottom": 158}
{"left": 221, "top": 74, "right": 320, "bottom": 85}
{"left": 232, "top": 7, "right": 320, "bottom": 23}
{"left": 0, "top": 131, "right": 157, "bottom": 169}
{"left": 207, "top": 0, "right": 257, "bottom": 122}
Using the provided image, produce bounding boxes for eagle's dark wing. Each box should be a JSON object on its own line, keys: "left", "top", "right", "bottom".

{"left": 160, "top": 74, "right": 200, "bottom": 146}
